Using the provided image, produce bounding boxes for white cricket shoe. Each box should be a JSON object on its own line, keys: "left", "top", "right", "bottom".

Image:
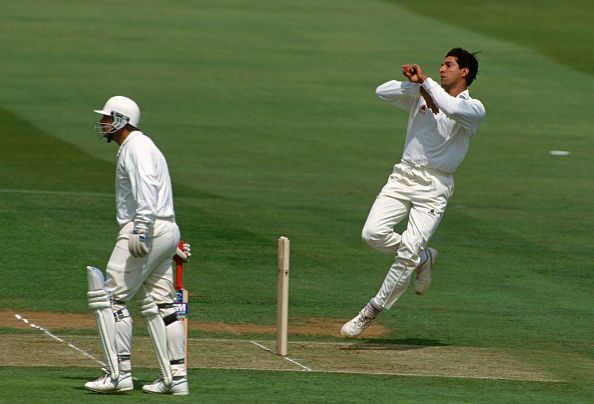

{"left": 341, "top": 308, "right": 375, "bottom": 338}
{"left": 84, "top": 368, "right": 133, "bottom": 394}
{"left": 142, "top": 376, "right": 189, "bottom": 396}
{"left": 415, "top": 247, "right": 438, "bottom": 295}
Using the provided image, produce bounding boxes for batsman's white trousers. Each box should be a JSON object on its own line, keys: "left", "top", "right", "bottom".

{"left": 105, "top": 219, "right": 180, "bottom": 304}
{"left": 362, "top": 162, "right": 454, "bottom": 309}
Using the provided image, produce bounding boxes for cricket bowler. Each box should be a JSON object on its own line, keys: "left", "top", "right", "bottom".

{"left": 85, "top": 96, "right": 191, "bottom": 394}
{"left": 342, "top": 48, "right": 486, "bottom": 338}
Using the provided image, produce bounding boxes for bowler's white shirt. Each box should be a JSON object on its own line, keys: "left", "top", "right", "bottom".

{"left": 115, "top": 131, "right": 175, "bottom": 229}
{"left": 376, "top": 78, "right": 485, "bottom": 174}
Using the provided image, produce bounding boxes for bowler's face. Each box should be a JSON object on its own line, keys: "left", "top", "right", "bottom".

{"left": 439, "top": 56, "right": 467, "bottom": 90}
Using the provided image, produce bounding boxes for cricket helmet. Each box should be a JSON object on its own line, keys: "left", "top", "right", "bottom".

{"left": 94, "top": 96, "right": 141, "bottom": 139}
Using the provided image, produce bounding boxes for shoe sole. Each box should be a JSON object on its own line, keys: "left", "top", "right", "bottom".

{"left": 143, "top": 381, "right": 189, "bottom": 395}
{"left": 340, "top": 320, "right": 368, "bottom": 338}
{"left": 340, "top": 327, "right": 358, "bottom": 338}
{"left": 415, "top": 279, "right": 431, "bottom": 295}
{"left": 85, "top": 386, "right": 133, "bottom": 394}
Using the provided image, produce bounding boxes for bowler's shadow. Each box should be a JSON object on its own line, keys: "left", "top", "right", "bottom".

{"left": 339, "top": 338, "right": 448, "bottom": 351}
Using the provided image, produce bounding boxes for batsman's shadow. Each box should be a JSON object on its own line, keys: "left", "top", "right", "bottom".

{"left": 339, "top": 338, "right": 448, "bottom": 351}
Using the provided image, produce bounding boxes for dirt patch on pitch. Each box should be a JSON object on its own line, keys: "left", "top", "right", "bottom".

{"left": 1, "top": 310, "right": 96, "bottom": 329}
{"left": 293, "top": 342, "right": 565, "bottom": 382}
{"left": 0, "top": 310, "right": 388, "bottom": 337}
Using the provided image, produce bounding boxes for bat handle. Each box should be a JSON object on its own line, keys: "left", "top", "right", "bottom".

{"left": 175, "top": 240, "right": 185, "bottom": 290}
{"left": 175, "top": 260, "right": 184, "bottom": 290}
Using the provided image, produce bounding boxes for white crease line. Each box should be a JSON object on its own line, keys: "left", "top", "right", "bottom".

{"left": 14, "top": 313, "right": 105, "bottom": 367}
{"left": 249, "top": 340, "right": 312, "bottom": 372}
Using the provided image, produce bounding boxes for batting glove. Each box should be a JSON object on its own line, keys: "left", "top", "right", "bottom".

{"left": 129, "top": 227, "right": 150, "bottom": 257}
{"left": 175, "top": 242, "right": 192, "bottom": 262}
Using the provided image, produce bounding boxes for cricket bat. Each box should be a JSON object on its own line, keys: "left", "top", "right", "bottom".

{"left": 173, "top": 240, "right": 189, "bottom": 371}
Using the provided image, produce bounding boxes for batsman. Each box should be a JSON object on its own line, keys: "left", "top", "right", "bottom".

{"left": 85, "top": 96, "right": 191, "bottom": 395}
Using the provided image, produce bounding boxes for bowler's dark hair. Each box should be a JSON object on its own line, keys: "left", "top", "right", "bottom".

{"left": 446, "top": 48, "right": 480, "bottom": 86}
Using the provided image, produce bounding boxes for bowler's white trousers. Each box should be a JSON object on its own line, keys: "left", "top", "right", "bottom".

{"left": 105, "top": 219, "right": 180, "bottom": 304}
{"left": 362, "top": 162, "right": 454, "bottom": 309}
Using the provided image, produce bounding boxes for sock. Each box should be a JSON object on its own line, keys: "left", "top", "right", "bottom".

{"left": 418, "top": 248, "right": 429, "bottom": 267}
{"left": 118, "top": 356, "right": 131, "bottom": 373}
{"left": 364, "top": 299, "right": 383, "bottom": 319}
{"left": 171, "top": 364, "right": 187, "bottom": 378}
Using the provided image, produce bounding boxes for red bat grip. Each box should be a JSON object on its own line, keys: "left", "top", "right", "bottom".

{"left": 174, "top": 240, "right": 185, "bottom": 290}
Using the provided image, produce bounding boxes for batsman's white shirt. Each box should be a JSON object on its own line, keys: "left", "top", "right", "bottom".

{"left": 115, "top": 131, "right": 175, "bottom": 229}
{"left": 107, "top": 130, "right": 179, "bottom": 303}
{"left": 376, "top": 78, "right": 485, "bottom": 173}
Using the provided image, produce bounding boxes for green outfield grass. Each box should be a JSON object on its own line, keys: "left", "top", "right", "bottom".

{"left": 0, "top": 367, "right": 585, "bottom": 404}
{"left": 1, "top": 0, "right": 593, "bottom": 402}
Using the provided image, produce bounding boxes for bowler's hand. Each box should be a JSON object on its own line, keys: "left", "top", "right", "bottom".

{"left": 402, "top": 64, "right": 416, "bottom": 81}
{"left": 402, "top": 64, "right": 412, "bottom": 77}
{"left": 403, "top": 64, "right": 438, "bottom": 114}
{"left": 402, "top": 64, "right": 427, "bottom": 83}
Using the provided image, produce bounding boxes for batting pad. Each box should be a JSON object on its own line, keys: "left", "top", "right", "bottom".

{"left": 138, "top": 295, "right": 173, "bottom": 386}
{"left": 86, "top": 266, "right": 119, "bottom": 380}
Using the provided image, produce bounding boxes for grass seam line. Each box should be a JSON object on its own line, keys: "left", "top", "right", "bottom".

{"left": 0, "top": 188, "right": 112, "bottom": 198}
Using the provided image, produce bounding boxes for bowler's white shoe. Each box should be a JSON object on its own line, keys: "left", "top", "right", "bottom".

{"left": 341, "top": 308, "right": 375, "bottom": 338}
{"left": 142, "top": 376, "right": 189, "bottom": 396}
{"left": 415, "top": 248, "right": 438, "bottom": 295}
{"left": 84, "top": 368, "right": 133, "bottom": 394}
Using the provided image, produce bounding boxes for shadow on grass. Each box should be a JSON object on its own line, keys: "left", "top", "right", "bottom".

{"left": 341, "top": 338, "right": 448, "bottom": 351}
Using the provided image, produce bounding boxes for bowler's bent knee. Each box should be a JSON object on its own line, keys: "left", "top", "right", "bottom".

{"left": 362, "top": 226, "right": 389, "bottom": 248}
